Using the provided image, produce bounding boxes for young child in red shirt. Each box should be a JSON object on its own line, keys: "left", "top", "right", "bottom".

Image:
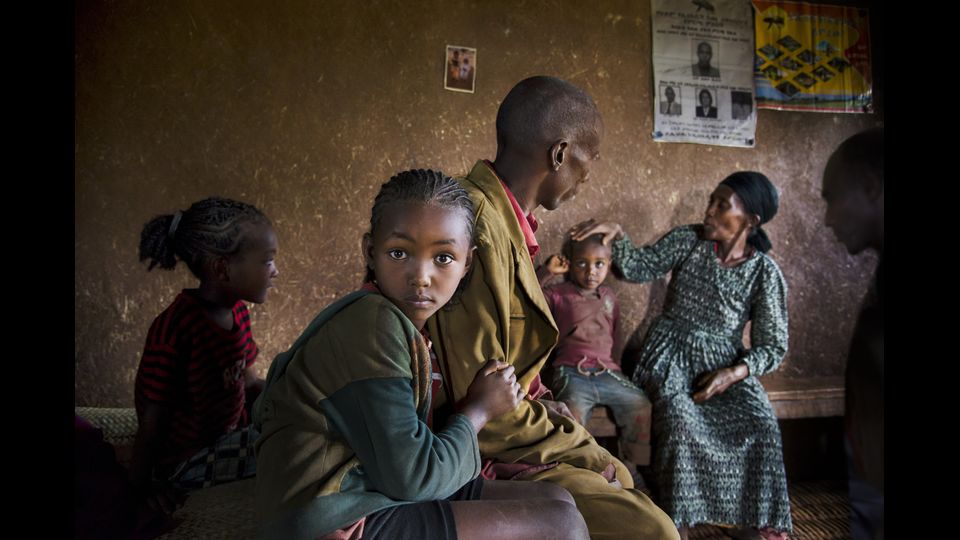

{"left": 540, "top": 233, "right": 653, "bottom": 489}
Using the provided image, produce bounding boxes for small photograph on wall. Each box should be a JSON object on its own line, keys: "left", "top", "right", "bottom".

{"left": 444, "top": 45, "right": 477, "bottom": 93}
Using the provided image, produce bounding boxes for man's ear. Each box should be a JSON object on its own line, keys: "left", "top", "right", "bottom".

{"left": 549, "top": 139, "right": 568, "bottom": 171}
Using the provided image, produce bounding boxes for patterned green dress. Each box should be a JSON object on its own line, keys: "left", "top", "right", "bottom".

{"left": 612, "top": 225, "right": 792, "bottom": 531}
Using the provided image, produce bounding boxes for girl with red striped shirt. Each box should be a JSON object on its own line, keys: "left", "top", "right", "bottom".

{"left": 131, "top": 196, "right": 278, "bottom": 515}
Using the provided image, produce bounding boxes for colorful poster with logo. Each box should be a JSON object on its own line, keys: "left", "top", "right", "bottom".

{"left": 651, "top": 0, "right": 757, "bottom": 148}
{"left": 753, "top": 1, "right": 872, "bottom": 112}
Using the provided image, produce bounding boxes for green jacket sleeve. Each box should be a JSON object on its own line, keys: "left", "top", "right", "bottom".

{"left": 321, "top": 377, "right": 481, "bottom": 502}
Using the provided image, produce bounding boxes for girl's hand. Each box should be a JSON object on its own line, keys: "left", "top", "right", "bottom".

{"left": 459, "top": 359, "right": 524, "bottom": 432}
{"left": 691, "top": 363, "right": 749, "bottom": 403}
{"left": 569, "top": 219, "right": 624, "bottom": 245}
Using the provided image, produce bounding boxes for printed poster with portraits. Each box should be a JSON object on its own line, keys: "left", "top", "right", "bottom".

{"left": 651, "top": 0, "right": 757, "bottom": 147}
{"left": 753, "top": 1, "right": 872, "bottom": 112}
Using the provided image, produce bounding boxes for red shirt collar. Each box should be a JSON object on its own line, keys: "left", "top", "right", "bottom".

{"left": 486, "top": 160, "right": 540, "bottom": 260}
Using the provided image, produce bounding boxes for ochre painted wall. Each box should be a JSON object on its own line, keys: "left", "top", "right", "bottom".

{"left": 75, "top": 0, "right": 882, "bottom": 406}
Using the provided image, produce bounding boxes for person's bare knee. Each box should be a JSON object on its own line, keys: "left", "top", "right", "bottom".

{"left": 479, "top": 479, "right": 575, "bottom": 506}
{"left": 452, "top": 499, "right": 587, "bottom": 540}
{"left": 537, "top": 480, "right": 577, "bottom": 506}
{"left": 539, "top": 499, "right": 589, "bottom": 540}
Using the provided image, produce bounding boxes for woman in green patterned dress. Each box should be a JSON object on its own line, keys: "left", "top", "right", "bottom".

{"left": 570, "top": 172, "right": 792, "bottom": 540}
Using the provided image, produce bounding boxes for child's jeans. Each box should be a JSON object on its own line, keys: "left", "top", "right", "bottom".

{"left": 551, "top": 365, "right": 653, "bottom": 470}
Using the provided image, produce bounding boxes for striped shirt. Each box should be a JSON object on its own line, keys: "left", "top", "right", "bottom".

{"left": 134, "top": 290, "right": 258, "bottom": 465}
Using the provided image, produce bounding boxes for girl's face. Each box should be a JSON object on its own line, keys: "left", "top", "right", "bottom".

{"left": 702, "top": 185, "right": 756, "bottom": 244}
{"left": 364, "top": 202, "right": 474, "bottom": 330}
{"left": 226, "top": 222, "right": 279, "bottom": 304}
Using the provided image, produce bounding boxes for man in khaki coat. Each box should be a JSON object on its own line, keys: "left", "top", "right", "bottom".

{"left": 428, "top": 76, "right": 678, "bottom": 540}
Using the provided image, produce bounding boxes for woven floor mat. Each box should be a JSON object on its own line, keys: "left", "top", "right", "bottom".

{"left": 688, "top": 481, "right": 851, "bottom": 540}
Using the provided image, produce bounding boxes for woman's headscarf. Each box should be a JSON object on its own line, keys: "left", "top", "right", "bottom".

{"left": 719, "top": 171, "right": 779, "bottom": 253}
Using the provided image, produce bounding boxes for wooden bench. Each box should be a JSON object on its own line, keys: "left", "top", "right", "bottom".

{"left": 761, "top": 375, "right": 845, "bottom": 420}
{"left": 584, "top": 375, "right": 845, "bottom": 438}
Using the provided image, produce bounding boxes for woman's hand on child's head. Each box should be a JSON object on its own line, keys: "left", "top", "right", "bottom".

{"left": 460, "top": 359, "right": 524, "bottom": 432}
{"left": 544, "top": 254, "right": 570, "bottom": 276}
{"left": 569, "top": 219, "right": 624, "bottom": 245}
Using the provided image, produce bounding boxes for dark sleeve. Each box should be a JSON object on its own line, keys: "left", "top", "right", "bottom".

{"left": 321, "top": 377, "right": 481, "bottom": 502}
{"left": 611, "top": 226, "right": 699, "bottom": 283}
{"left": 740, "top": 259, "right": 789, "bottom": 377}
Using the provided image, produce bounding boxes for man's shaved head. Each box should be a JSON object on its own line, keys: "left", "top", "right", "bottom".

{"left": 821, "top": 127, "right": 884, "bottom": 254}
{"left": 826, "top": 127, "right": 884, "bottom": 192}
{"left": 495, "top": 76, "right": 601, "bottom": 157}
